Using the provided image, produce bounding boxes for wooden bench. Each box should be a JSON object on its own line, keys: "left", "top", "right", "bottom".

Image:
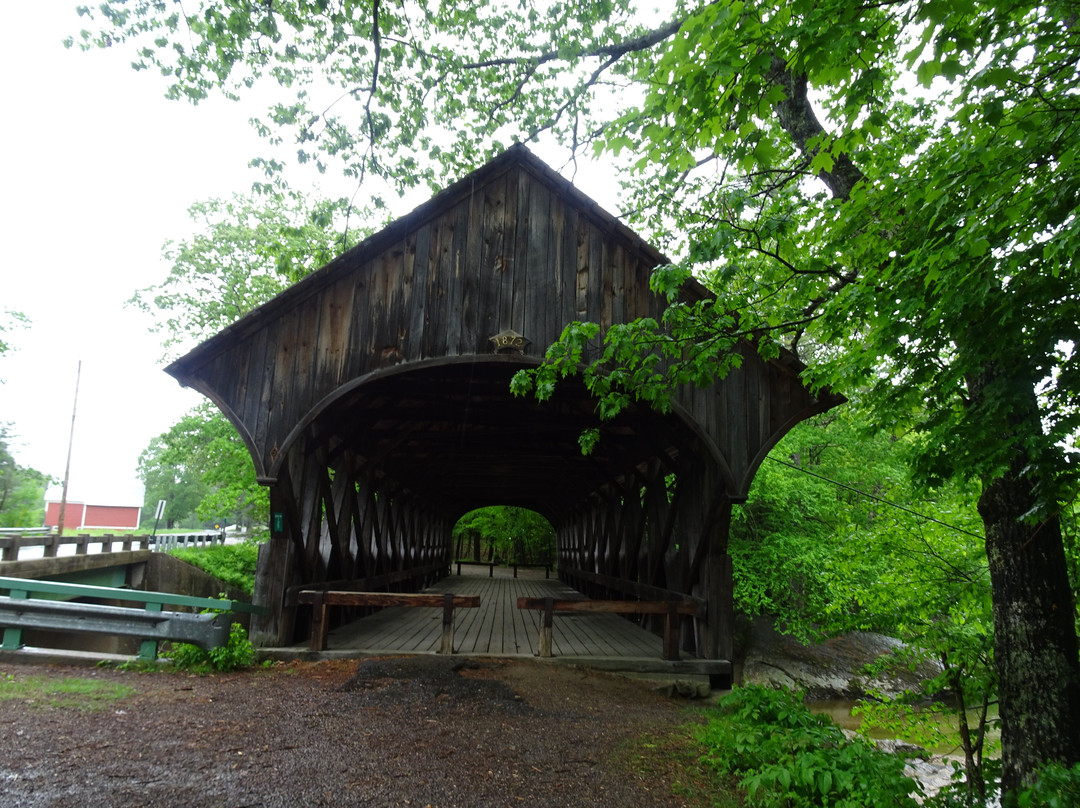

{"left": 517, "top": 597, "right": 705, "bottom": 661}
{"left": 297, "top": 591, "right": 481, "bottom": 653}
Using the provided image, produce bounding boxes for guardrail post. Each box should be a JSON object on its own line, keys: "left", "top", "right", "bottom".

{"left": 1, "top": 587, "right": 28, "bottom": 650}
{"left": 538, "top": 597, "right": 554, "bottom": 658}
{"left": 138, "top": 602, "right": 164, "bottom": 661}
{"left": 439, "top": 594, "right": 455, "bottom": 654}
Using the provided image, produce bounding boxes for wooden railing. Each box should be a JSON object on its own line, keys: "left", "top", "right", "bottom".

{"left": 283, "top": 562, "right": 448, "bottom": 608}
{"left": 0, "top": 532, "right": 226, "bottom": 562}
{"left": 453, "top": 560, "right": 552, "bottom": 578}
{"left": 297, "top": 590, "right": 480, "bottom": 653}
{"left": 517, "top": 597, "right": 705, "bottom": 661}
{"left": 0, "top": 575, "right": 266, "bottom": 661}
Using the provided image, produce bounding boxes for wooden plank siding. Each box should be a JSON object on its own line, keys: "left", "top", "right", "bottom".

{"left": 167, "top": 145, "right": 842, "bottom": 659}
{"left": 169, "top": 148, "right": 831, "bottom": 497}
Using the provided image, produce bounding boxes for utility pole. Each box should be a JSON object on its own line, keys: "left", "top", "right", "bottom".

{"left": 56, "top": 360, "right": 81, "bottom": 537}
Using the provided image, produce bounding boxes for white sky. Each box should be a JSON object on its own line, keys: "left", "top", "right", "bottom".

{"left": 0, "top": 2, "right": 305, "bottom": 506}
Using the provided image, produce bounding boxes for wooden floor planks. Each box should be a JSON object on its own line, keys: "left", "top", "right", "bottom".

{"left": 318, "top": 568, "right": 666, "bottom": 659}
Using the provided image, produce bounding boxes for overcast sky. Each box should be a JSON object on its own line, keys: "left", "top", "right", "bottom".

{"left": 0, "top": 3, "right": 302, "bottom": 506}
{"left": 0, "top": 3, "right": 624, "bottom": 514}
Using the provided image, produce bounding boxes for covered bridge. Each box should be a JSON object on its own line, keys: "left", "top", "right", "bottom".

{"left": 165, "top": 145, "right": 840, "bottom": 666}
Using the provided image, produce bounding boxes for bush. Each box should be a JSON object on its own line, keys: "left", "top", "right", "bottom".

{"left": 165, "top": 622, "right": 256, "bottom": 673}
{"left": 1016, "top": 762, "right": 1080, "bottom": 808}
{"left": 169, "top": 542, "right": 260, "bottom": 595}
{"left": 696, "top": 685, "right": 922, "bottom": 808}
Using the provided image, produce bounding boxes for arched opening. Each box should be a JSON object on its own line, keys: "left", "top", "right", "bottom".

{"left": 452, "top": 506, "right": 556, "bottom": 571}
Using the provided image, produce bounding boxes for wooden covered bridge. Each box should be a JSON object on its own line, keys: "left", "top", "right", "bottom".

{"left": 165, "top": 145, "right": 840, "bottom": 674}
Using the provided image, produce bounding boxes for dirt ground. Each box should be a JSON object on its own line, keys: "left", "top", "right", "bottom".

{"left": 0, "top": 656, "right": 720, "bottom": 808}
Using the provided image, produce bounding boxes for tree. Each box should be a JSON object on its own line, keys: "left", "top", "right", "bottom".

{"left": 129, "top": 191, "right": 359, "bottom": 359}
{"left": 0, "top": 426, "right": 51, "bottom": 528}
{"left": 0, "top": 309, "right": 29, "bottom": 365}
{"left": 732, "top": 409, "right": 999, "bottom": 800}
{"left": 137, "top": 428, "right": 208, "bottom": 529}
{"left": 453, "top": 506, "right": 555, "bottom": 565}
{"left": 137, "top": 403, "right": 268, "bottom": 530}
{"left": 1, "top": 308, "right": 30, "bottom": 390}
{"left": 74, "top": 1, "right": 1080, "bottom": 794}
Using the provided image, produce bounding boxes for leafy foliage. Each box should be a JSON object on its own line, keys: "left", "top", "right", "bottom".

{"left": 737, "top": 408, "right": 998, "bottom": 798}
{"left": 129, "top": 191, "right": 359, "bottom": 360}
{"left": 1016, "top": 762, "right": 1080, "bottom": 808}
{"left": 452, "top": 506, "right": 555, "bottom": 565}
{"left": 696, "top": 685, "right": 921, "bottom": 808}
{"left": 0, "top": 426, "right": 51, "bottom": 528}
{"left": 165, "top": 622, "right": 257, "bottom": 673}
{"left": 0, "top": 309, "right": 29, "bottom": 372}
{"left": 168, "top": 542, "right": 261, "bottom": 596}
{"left": 138, "top": 403, "right": 268, "bottom": 530}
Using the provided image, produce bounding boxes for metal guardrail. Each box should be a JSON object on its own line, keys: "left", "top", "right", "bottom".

{"left": 147, "top": 532, "right": 227, "bottom": 552}
{"left": 0, "top": 575, "right": 266, "bottom": 661}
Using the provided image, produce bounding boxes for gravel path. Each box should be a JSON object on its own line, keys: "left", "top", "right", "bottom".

{"left": 1, "top": 657, "right": 715, "bottom": 808}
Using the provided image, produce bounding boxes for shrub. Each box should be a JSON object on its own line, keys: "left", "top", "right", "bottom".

{"left": 696, "top": 685, "right": 922, "bottom": 808}
{"left": 165, "top": 622, "right": 256, "bottom": 673}
{"left": 169, "top": 542, "right": 260, "bottom": 595}
{"left": 1016, "top": 762, "right": 1080, "bottom": 808}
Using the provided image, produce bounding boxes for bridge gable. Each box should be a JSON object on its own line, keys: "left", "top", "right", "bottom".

{"left": 167, "top": 145, "right": 680, "bottom": 480}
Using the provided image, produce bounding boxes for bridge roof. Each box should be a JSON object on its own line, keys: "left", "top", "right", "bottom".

{"left": 166, "top": 145, "right": 840, "bottom": 522}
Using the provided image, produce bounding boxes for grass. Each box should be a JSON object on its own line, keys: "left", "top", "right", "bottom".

{"left": 0, "top": 672, "right": 136, "bottom": 710}
{"left": 615, "top": 721, "right": 742, "bottom": 808}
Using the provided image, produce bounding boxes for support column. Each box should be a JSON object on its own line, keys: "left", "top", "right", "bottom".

{"left": 250, "top": 483, "right": 297, "bottom": 647}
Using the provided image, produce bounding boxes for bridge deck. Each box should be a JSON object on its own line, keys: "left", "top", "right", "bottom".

{"left": 291, "top": 567, "right": 664, "bottom": 659}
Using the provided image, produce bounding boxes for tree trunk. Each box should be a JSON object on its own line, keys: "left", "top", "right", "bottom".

{"left": 978, "top": 462, "right": 1080, "bottom": 799}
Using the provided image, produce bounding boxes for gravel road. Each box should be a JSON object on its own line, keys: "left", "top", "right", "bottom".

{"left": 1, "top": 656, "right": 716, "bottom": 808}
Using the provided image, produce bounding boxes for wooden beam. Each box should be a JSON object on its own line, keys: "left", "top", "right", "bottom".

{"left": 297, "top": 590, "right": 480, "bottom": 652}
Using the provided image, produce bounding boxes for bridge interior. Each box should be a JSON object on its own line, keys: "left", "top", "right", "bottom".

{"left": 268, "top": 567, "right": 728, "bottom": 677}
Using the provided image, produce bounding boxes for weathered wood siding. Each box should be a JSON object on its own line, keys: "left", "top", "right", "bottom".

{"left": 170, "top": 151, "right": 828, "bottom": 498}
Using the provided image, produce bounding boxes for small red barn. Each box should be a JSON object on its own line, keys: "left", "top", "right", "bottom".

{"left": 43, "top": 501, "right": 141, "bottom": 531}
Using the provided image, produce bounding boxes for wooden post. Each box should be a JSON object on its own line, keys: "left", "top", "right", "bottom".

{"left": 538, "top": 597, "right": 554, "bottom": 657}
{"left": 439, "top": 593, "right": 455, "bottom": 654}
{"left": 662, "top": 601, "right": 680, "bottom": 661}
{"left": 250, "top": 525, "right": 295, "bottom": 647}
{"left": 309, "top": 591, "right": 329, "bottom": 651}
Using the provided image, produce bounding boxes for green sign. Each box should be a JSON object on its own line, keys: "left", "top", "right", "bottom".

{"left": 272, "top": 512, "right": 284, "bottom": 533}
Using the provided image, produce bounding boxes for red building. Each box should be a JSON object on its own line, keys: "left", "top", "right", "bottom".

{"left": 43, "top": 501, "right": 141, "bottom": 531}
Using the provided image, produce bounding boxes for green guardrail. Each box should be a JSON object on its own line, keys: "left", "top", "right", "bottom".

{"left": 0, "top": 575, "right": 267, "bottom": 661}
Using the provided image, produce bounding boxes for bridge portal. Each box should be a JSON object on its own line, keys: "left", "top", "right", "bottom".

{"left": 165, "top": 145, "right": 841, "bottom": 665}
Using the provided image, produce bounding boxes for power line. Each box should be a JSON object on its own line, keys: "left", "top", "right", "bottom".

{"left": 765, "top": 455, "right": 985, "bottom": 540}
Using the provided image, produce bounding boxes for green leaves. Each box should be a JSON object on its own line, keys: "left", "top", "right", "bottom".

{"left": 0, "top": 425, "right": 52, "bottom": 528}
{"left": 137, "top": 403, "right": 268, "bottom": 530}
{"left": 452, "top": 506, "right": 555, "bottom": 564}
{"left": 697, "top": 685, "right": 922, "bottom": 808}
{"left": 129, "top": 190, "right": 358, "bottom": 360}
